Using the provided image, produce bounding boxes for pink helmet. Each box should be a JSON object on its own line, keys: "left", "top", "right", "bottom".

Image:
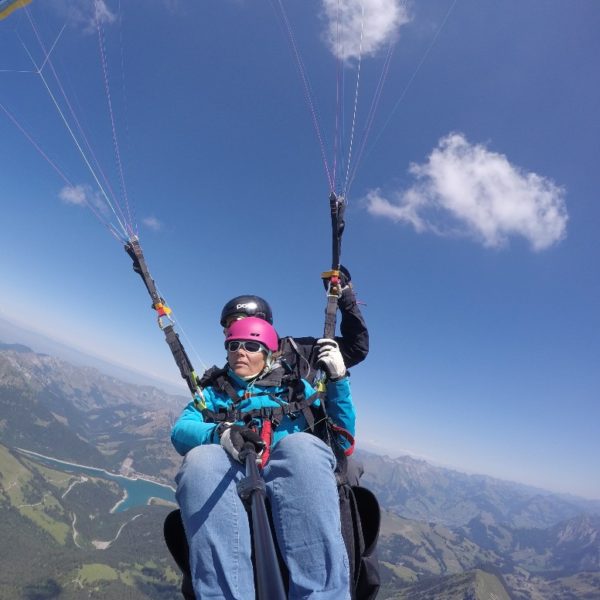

{"left": 225, "top": 316, "right": 279, "bottom": 352}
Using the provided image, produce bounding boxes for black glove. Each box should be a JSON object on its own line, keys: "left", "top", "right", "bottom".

{"left": 219, "top": 424, "right": 265, "bottom": 463}
{"left": 322, "top": 264, "right": 351, "bottom": 291}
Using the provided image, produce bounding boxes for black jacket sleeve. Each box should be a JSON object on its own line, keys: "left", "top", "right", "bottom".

{"left": 336, "top": 285, "right": 369, "bottom": 368}
{"left": 281, "top": 285, "right": 369, "bottom": 383}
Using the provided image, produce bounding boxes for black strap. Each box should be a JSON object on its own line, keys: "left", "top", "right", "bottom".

{"left": 323, "top": 192, "right": 345, "bottom": 339}
{"left": 125, "top": 237, "right": 202, "bottom": 400}
{"left": 201, "top": 370, "right": 323, "bottom": 431}
{"left": 330, "top": 191, "right": 345, "bottom": 274}
{"left": 125, "top": 237, "right": 162, "bottom": 306}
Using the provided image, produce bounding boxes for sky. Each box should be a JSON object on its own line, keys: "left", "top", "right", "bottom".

{"left": 0, "top": 0, "right": 599, "bottom": 499}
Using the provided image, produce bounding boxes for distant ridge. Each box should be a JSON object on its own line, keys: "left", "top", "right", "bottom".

{"left": 0, "top": 342, "right": 33, "bottom": 353}
{"left": 356, "top": 449, "right": 600, "bottom": 529}
{"left": 0, "top": 315, "right": 185, "bottom": 394}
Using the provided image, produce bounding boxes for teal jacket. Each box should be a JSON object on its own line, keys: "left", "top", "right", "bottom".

{"left": 171, "top": 365, "right": 355, "bottom": 456}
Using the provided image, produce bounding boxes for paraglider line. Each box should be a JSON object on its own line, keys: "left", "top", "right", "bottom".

{"left": 26, "top": 41, "right": 130, "bottom": 240}
{"left": 23, "top": 10, "right": 123, "bottom": 223}
{"left": 331, "top": 0, "right": 343, "bottom": 192}
{"left": 369, "top": 0, "right": 458, "bottom": 153}
{"left": 117, "top": 0, "right": 137, "bottom": 236}
{"left": 342, "top": 3, "right": 365, "bottom": 198}
{"left": 22, "top": 8, "right": 128, "bottom": 238}
{"left": 96, "top": 10, "right": 134, "bottom": 238}
{"left": 0, "top": 101, "right": 123, "bottom": 243}
{"left": 271, "top": 0, "right": 334, "bottom": 191}
{"left": 0, "top": 68, "right": 37, "bottom": 73}
{"left": 346, "top": 42, "right": 394, "bottom": 197}
{"left": 0, "top": 101, "right": 71, "bottom": 186}
{"left": 37, "top": 23, "right": 66, "bottom": 74}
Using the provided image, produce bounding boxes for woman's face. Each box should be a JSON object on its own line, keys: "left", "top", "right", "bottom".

{"left": 227, "top": 343, "right": 267, "bottom": 378}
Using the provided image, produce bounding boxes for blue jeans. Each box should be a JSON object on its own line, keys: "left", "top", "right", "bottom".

{"left": 175, "top": 432, "right": 350, "bottom": 600}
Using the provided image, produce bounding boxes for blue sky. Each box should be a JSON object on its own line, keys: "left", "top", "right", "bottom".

{"left": 1, "top": 0, "right": 599, "bottom": 498}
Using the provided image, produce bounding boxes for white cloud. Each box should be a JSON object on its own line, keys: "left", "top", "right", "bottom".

{"left": 366, "top": 133, "right": 568, "bottom": 251}
{"left": 59, "top": 184, "right": 109, "bottom": 217}
{"left": 93, "top": 0, "right": 117, "bottom": 26}
{"left": 59, "top": 184, "right": 87, "bottom": 205}
{"left": 142, "top": 216, "right": 163, "bottom": 232}
{"left": 321, "top": 0, "right": 411, "bottom": 61}
{"left": 52, "top": 0, "right": 116, "bottom": 33}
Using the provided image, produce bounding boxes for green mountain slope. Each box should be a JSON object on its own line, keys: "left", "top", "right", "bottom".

{"left": 384, "top": 569, "right": 511, "bottom": 600}
{"left": 378, "top": 508, "right": 600, "bottom": 599}
{"left": 0, "top": 346, "right": 184, "bottom": 482}
{"left": 0, "top": 443, "right": 180, "bottom": 599}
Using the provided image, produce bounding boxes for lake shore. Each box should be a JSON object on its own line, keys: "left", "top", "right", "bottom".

{"left": 15, "top": 447, "right": 176, "bottom": 492}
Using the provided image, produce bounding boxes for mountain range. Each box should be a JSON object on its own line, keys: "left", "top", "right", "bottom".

{"left": 1, "top": 342, "right": 599, "bottom": 599}
{"left": 357, "top": 451, "right": 600, "bottom": 530}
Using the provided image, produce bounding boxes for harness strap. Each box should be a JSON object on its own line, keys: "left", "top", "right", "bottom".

{"left": 259, "top": 419, "right": 273, "bottom": 468}
{"left": 203, "top": 390, "right": 321, "bottom": 424}
{"left": 283, "top": 336, "right": 311, "bottom": 379}
{"left": 329, "top": 423, "right": 355, "bottom": 456}
{"left": 125, "top": 237, "right": 204, "bottom": 406}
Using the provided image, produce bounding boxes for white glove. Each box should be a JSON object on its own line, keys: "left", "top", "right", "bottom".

{"left": 316, "top": 338, "right": 346, "bottom": 381}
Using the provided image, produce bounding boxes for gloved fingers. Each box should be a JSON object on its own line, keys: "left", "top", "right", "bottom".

{"left": 316, "top": 339, "right": 346, "bottom": 380}
{"left": 240, "top": 429, "right": 266, "bottom": 452}
{"left": 316, "top": 338, "right": 339, "bottom": 350}
{"left": 317, "top": 339, "right": 342, "bottom": 361}
{"left": 220, "top": 425, "right": 242, "bottom": 462}
{"left": 220, "top": 423, "right": 267, "bottom": 462}
{"left": 317, "top": 348, "right": 338, "bottom": 363}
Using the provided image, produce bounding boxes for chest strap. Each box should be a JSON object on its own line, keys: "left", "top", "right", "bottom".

{"left": 202, "top": 390, "right": 321, "bottom": 430}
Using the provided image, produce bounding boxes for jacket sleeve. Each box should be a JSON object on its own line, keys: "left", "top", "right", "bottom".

{"left": 323, "top": 377, "right": 355, "bottom": 437}
{"left": 171, "top": 390, "right": 220, "bottom": 456}
{"left": 336, "top": 285, "right": 369, "bottom": 368}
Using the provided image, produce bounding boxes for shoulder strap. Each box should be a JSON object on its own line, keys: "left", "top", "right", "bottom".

{"left": 197, "top": 365, "right": 227, "bottom": 388}
{"left": 279, "top": 336, "right": 312, "bottom": 380}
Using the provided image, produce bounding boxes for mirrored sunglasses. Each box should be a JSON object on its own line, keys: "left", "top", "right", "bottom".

{"left": 226, "top": 340, "right": 265, "bottom": 353}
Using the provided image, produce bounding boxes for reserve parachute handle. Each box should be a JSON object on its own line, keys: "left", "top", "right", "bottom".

{"left": 124, "top": 236, "right": 206, "bottom": 409}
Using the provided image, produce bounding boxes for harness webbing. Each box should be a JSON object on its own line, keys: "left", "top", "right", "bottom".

{"left": 124, "top": 236, "right": 205, "bottom": 407}
{"left": 201, "top": 372, "right": 321, "bottom": 429}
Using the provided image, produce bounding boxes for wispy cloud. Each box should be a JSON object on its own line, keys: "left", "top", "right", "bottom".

{"left": 59, "top": 184, "right": 108, "bottom": 215}
{"left": 366, "top": 133, "right": 568, "bottom": 251}
{"left": 93, "top": 0, "right": 117, "bottom": 26}
{"left": 59, "top": 184, "right": 86, "bottom": 205}
{"left": 142, "top": 216, "right": 163, "bottom": 232}
{"left": 321, "top": 0, "right": 411, "bottom": 61}
{"left": 52, "top": 0, "right": 116, "bottom": 34}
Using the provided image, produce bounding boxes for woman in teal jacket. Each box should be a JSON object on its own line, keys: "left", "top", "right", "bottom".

{"left": 172, "top": 317, "right": 355, "bottom": 600}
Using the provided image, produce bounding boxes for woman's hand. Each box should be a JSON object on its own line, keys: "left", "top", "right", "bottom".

{"left": 219, "top": 423, "right": 265, "bottom": 462}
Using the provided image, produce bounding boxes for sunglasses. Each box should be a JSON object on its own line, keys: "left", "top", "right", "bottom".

{"left": 226, "top": 340, "right": 266, "bottom": 353}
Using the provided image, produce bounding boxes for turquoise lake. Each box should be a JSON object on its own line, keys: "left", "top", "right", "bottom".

{"left": 19, "top": 450, "right": 176, "bottom": 512}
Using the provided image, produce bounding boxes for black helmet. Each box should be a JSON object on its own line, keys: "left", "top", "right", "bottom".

{"left": 220, "top": 295, "right": 273, "bottom": 327}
